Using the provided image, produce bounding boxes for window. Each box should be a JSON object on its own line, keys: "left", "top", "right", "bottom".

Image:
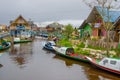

{"left": 110, "top": 60, "right": 116, "bottom": 65}
{"left": 103, "top": 59, "right": 108, "bottom": 65}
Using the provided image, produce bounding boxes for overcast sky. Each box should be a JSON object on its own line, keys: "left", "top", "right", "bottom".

{"left": 0, "top": 0, "right": 90, "bottom": 26}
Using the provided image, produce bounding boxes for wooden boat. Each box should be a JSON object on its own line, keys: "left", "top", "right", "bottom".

{"left": 52, "top": 46, "right": 89, "bottom": 63}
{"left": 0, "top": 42, "right": 11, "bottom": 51}
{"left": 14, "top": 38, "right": 32, "bottom": 44}
{"left": 86, "top": 56, "right": 120, "bottom": 75}
{"left": 0, "top": 33, "right": 11, "bottom": 51}
{"left": 43, "top": 41, "right": 56, "bottom": 51}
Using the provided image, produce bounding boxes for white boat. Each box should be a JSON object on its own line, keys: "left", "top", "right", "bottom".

{"left": 43, "top": 41, "right": 56, "bottom": 51}
{"left": 14, "top": 37, "right": 32, "bottom": 44}
{"left": 53, "top": 46, "right": 89, "bottom": 62}
{"left": 86, "top": 56, "right": 120, "bottom": 75}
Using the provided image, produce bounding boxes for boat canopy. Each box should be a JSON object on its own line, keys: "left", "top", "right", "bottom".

{"left": 47, "top": 41, "right": 56, "bottom": 46}
{"left": 56, "top": 47, "right": 74, "bottom": 55}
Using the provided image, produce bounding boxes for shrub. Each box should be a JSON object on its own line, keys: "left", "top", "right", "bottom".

{"left": 76, "top": 42, "right": 85, "bottom": 48}
{"left": 56, "top": 38, "right": 72, "bottom": 47}
{"left": 74, "top": 48, "right": 90, "bottom": 56}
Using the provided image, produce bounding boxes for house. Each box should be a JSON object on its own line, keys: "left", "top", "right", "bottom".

{"left": 0, "top": 24, "right": 8, "bottom": 33}
{"left": 9, "top": 15, "right": 31, "bottom": 37}
{"left": 80, "top": 6, "right": 120, "bottom": 39}
{"left": 46, "top": 22, "right": 64, "bottom": 32}
{"left": 31, "top": 24, "right": 39, "bottom": 31}
{"left": 79, "top": 20, "right": 92, "bottom": 38}
{"left": 114, "top": 16, "right": 120, "bottom": 42}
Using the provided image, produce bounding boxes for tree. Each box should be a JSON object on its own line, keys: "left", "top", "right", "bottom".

{"left": 83, "top": 0, "right": 120, "bottom": 57}
{"left": 64, "top": 24, "right": 74, "bottom": 39}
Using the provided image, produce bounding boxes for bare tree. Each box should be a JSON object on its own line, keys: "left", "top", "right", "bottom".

{"left": 83, "top": 0, "right": 120, "bottom": 57}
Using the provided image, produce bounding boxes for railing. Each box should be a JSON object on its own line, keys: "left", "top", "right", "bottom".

{"left": 0, "top": 32, "right": 10, "bottom": 39}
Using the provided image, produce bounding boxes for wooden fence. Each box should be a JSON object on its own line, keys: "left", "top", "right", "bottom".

{"left": 88, "top": 40, "right": 119, "bottom": 49}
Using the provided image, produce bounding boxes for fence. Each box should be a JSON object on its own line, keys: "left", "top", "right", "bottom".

{"left": 88, "top": 40, "right": 119, "bottom": 49}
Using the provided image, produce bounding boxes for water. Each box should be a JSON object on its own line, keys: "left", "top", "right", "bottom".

{"left": 0, "top": 39, "right": 120, "bottom": 80}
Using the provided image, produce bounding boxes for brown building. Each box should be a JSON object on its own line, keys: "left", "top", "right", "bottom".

{"left": 46, "top": 22, "right": 63, "bottom": 32}
{"left": 0, "top": 24, "right": 8, "bottom": 32}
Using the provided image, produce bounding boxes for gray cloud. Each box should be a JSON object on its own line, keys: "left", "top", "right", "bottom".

{"left": 0, "top": 0, "right": 90, "bottom": 25}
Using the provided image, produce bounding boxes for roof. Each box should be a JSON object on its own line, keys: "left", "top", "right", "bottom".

{"left": 47, "top": 22, "right": 64, "bottom": 28}
{"left": 10, "top": 15, "right": 29, "bottom": 26}
{"left": 79, "top": 20, "right": 87, "bottom": 29}
{"left": 95, "top": 6, "right": 120, "bottom": 22}
{"left": 114, "top": 16, "right": 120, "bottom": 26}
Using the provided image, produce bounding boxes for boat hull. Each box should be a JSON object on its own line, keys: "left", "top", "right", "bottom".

{"left": 87, "top": 57, "right": 120, "bottom": 75}
{"left": 0, "top": 42, "right": 11, "bottom": 51}
{"left": 43, "top": 41, "right": 56, "bottom": 51}
{"left": 43, "top": 45, "right": 54, "bottom": 51}
{"left": 14, "top": 40, "right": 32, "bottom": 44}
{"left": 56, "top": 52, "right": 89, "bottom": 63}
{"left": 91, "top": 61, "right": 120, "bottom": 75}
{"left": 53, "top": 46, "right": 89, "bottom": 63}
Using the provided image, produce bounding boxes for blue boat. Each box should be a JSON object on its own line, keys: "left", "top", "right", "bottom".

{"left": 43, "top": 41, "right": 56, "bottom": 51}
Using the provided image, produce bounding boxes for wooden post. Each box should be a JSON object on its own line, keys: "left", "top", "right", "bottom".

{"left": 118, "top": 32, "right": 120, "bottom": 49}
{"left": 11, "top": 35, "right": 14, "bottom": 46}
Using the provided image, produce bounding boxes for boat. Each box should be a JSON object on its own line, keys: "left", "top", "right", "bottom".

{"left": 86, "top": 56, "right": 120, "bottom": 75}
{"left": 52, "top": 46, "right": 89, "bottom": 63}
{"left": 0, "top": 42, "right": 11, "bottom": 51}
{"left": 43, "top": 41, "right": 56, "bottom": 51}
{"left": 0, "top": 33, "right": 11, "bottom": 51}
{"left": 14, "top": 38, "right": 32, "bottom": 44}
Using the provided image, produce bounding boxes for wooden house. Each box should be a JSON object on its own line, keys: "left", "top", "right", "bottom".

{"left": 46, "top": 22, "right": 63, "bottom": 32}
{"left": 79, "top": 20, "right": 92, "bottom": 38}
{"left": 80, "top": 6, "right": 120, "bottom": 39}
{"left": 0, "top": 24, "right": 8, "bottom": 32}
{"left": 46, "top": 25, "right": 55, "bottom": 32}
{"left": 9, "top": 15, "right": 31, "bottom": 36}
{"left": 114, "top": 16, "right": 120, "bottom": 42}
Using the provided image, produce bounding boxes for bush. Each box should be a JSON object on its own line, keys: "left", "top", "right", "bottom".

{"left": 74, "top": 48, "right": 90, "bottom": 56}
{"left": 56, "top": 38, "right": 72, "bottom": 47}
{"left": 76, "top": 42, "right": 85, "bottom": 48}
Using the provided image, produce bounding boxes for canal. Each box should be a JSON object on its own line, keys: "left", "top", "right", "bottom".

{"left": 0, "top": 39, "right": 120, "bottom": 80}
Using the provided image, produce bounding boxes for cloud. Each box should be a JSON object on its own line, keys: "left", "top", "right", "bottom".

{"left": 36, "top": 19, "right": 84, "bottom": 28}
{"left": 58, "top": 20, "right": 84, "bottom": 27}
{"left": 0, "top": 0, "right": 90, "bottom": 25}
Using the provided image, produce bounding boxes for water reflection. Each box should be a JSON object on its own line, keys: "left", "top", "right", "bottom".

{"left": 0, "top": 39, "right": 120, "bottom": 80}
{"left": 0, "top": 52, "right": 5, "bottom": 68}
{"left": 53, "top": 54, "right": 120, "bottom": 80}
{"left": 42, "top": 48, "right": 52, "bottom": 54}
{"left": 53, "top": 54, "right": 76, "bottom": 67}
{"left": 9, "top": 43, "right": 33, "bottom": 68}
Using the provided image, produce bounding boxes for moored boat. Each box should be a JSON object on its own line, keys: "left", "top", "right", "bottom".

{"left": 0, "top": 42, "right": 11, "bottom": 51}
{"left": 43, "top": 41, "right": 56, "bottom": 51}
{"left": 14, "top": 38, "right": 32, "bottom": 44}
{"left": 0, "top": 33, "right": 11, "bottom": 51}
{"left": 86, "top": 56, "right": 120, "bottom": 75}
{"left": 52, "top": 46, "right": 89, "bottom": 63}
